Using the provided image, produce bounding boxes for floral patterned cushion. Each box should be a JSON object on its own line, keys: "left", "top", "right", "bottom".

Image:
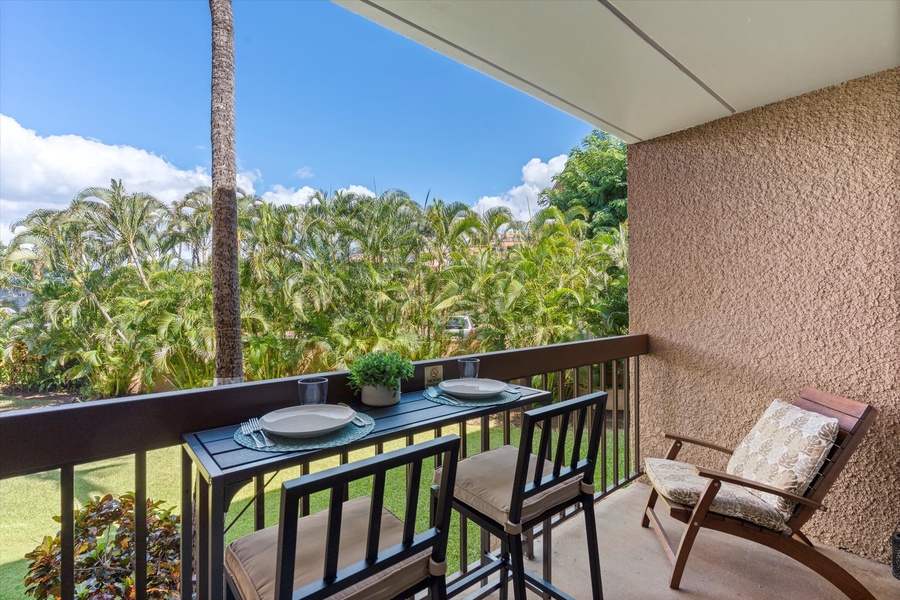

{"left": 726, "top": 399, "right": 838, "bottom": 520}
{"left": 645, "top": 458, "right": 789, "bottom": 532}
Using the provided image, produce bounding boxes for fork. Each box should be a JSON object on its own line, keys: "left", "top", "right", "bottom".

{"left": 427, "top": 387, "right": 465, "bottom": 406}
{"left": 240, "top": 421, "right": 265, "bottom": 449}
{"left": 338, "top": 403, "right": 369, "bottom": 427}
{"left": 249, "top": 418, "right": 276, "bottom": 447}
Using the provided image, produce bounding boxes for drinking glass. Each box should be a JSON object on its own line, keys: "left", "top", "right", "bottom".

{"left": 297, "top": 377, "right": 328, "bottom": 405}
{"left": 458, "top": 358, "right": 480, "bottom": 379}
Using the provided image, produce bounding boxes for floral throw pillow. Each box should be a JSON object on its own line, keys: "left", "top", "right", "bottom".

{"left": 726, "top": 399, "right": 839, "bottom": 520}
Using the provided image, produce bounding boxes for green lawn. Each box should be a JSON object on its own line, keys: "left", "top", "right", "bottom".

{"left": 0, "top": 395, "right": 32, "bottom": 412}
{"left": 0, "top": 417, "right": 629, "bottom": 599}
{"left": 0, "top": 391, "right": 77, "bottom": 413}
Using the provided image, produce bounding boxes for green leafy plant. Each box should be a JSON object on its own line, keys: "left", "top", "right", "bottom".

{"left": 24, "top": 492, "right": 180, "bottom": 600}
{"left": 347, "top": 350, "right": 414, "bottom": 393}
{"left": 2, "top": 340, "right": 58, "bottom": 392}
{"left": 539, "top": 129, "right": 627, "bottom": 234}
{"left": 3, "top": 184, "right": 629, "bottom": 399}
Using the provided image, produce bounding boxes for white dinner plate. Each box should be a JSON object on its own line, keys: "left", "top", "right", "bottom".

{"left": 438, "top": 378, "right": 508, "bottom": 399}
{"left": 259, "top": 405, "right": 357, "bottom": 438}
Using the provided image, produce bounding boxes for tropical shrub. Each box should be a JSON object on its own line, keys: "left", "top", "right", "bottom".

{"left": 2, "top": 173, "right": 628, "bottom": 398}
{"left": 1, "top": 340, "right": 42, "bottom": 390}
{"left": 24, "top": 493, "right": 180, "bottom": 600}
{"left": 540, "top": 129, "right": 627, "bottom": 234}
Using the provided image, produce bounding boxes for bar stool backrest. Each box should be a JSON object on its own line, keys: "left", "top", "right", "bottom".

{"left": 508, "top": 392, "right": 608, "bottom": 526}
{"left": 274, "top": 435, "right": 460, "bottom": 600}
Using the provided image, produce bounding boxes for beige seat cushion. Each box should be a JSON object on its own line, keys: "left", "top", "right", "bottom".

{"left": 225, "top": 496, "right": 430, "bottom": 600}
{"left": 645, "top": 458, "right": 790, "bottom": 533}
{"left": 434, "top": 445, "right": 582, "bottom": 529}
{"left": 726, "top": 399, "right": 838, "bottom": 520}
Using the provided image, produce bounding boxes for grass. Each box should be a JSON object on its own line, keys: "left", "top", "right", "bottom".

{"left": 0, "top": 394, "right": 32, "bottom": 412}
{"left": 0, "top": 446, "right": 184, "bottom": 599}
{"left": 0, "top": 390, "right": 77, "bottom": 413}
{"left": 0, "top": 415, "right": 629, "bottom": 599}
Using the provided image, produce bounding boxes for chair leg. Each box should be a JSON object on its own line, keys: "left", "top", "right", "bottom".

{"left": 774, "top": 536, "right": 877, "bottom": 600}
{"left": 429, "top": 490, "right": 437, "bottom": 528}
{"left": 542, "top": 517, "right": 552, "bottom": 599}
{"left": 581, "top": 495, "right": 603, "bottom": 600}
{"left": 641, "top": 487, "right": 659, "bottom": 528}
{"left": 508, "top": 531, "right": 528, "bottom": 600}
{"left": 582, "top": 493, "right": 604, "bottom": 600}
{"left": 225, "top": 581, "right": 238, "bottom": 600}
{"left": 670, "top": 478, "right": 719, "bottom": 589}
{"left": 499, "top": 536, "right": 510, "bottom": 600}
{"left": 669, "top": 520, "right": 700, "bottom": 588}
{"left": 792, "top": 530, "right": 814, "bottom": 548}
{"left": 429, "top": 575, "right": 449, "bottom": 600}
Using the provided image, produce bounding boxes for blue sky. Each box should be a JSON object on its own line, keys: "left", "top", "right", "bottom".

{"left": 0, "top": 0, "right": 593, "bottom": 241}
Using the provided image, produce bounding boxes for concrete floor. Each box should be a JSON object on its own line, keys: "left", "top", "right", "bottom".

{"left": 476, "top": 482, "right": 898, "bottom": 600}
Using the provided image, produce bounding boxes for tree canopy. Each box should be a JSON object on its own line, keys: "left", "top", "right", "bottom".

{"left": 0, "top": 182, "right": 629, "bottom": 398}
{"left": 539, "top": 130, "right": 627, "bottom": 234}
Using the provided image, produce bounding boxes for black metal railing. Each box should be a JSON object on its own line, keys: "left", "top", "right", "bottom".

{"left": 0, "top": 334, "right": 648, "bottom": 600}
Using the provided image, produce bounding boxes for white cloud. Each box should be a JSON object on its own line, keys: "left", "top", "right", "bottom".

{"left": 339, "top": 185, "right": 376, "bottom": 198}
{"left": 0, "top": 114, "right": 261, "bottom": 243}
{"left": 293, "top": 166, "right": 314, "bottom": 179}
{"left": 261, "top": 185, "right": 319, "bottom": 206}
{"left": 259, "top": 183, "right": 377, "bottom": 208}
{"left": 0, "top": 114, "right": 572, "bottom": 245}
{"left": 237, "top": 169, "right": 261, "bottom": 193}
{"left": 471, "top": 154, "right": 567, "bottom": 222}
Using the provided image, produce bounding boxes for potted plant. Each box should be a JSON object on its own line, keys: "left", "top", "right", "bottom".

{"left": 347, "top": 350, "right": 415, "bottom": 406}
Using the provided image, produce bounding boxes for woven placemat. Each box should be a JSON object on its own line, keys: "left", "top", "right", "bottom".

{"left": 233, "top": 413, "right": 375, "bottom": 452}
{"left": 423, "top": 386, "right": 522, "bottom": 407}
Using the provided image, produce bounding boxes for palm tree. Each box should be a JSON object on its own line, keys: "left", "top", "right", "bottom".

{"left": 6, "top": 205, "right": 131, "bottom": 346}
{"left": 141, "top": 268, "right": 216, "bottom": 389}
{"left": 337, "top": 190, "right": 422, "bottom": 265}
{"left": 474, "top": 206, "right": 515, "bottom": 251}
{"left": 422, "top": 199, "right": 480, "bottom": 270}
{"left": 173, "top": 186, "right": 257, "bottom": 268}
{"left": 171, "top": 186, "right": 214, "bottom": 267}
{"left": 7, "top": 208, "right": 76, "bottom": 278}
{"left": 592, "top": 223, "right": 629, "bottom": 334}
{"left": 240, "top": 200, "right": 300, "bottom": 286}
{"left": 71, "top": 179, "right": 169, "bottom": 289}
{"left": 210, "top": 0, "right": 243, "bottom": 384}
{"left": 0, "top": 173, "right": 632, "bottom": 397}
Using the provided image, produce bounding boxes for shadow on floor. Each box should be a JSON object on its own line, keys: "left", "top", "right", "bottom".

{"left": 481, "top": 482, "right": 898, "bottom": 599}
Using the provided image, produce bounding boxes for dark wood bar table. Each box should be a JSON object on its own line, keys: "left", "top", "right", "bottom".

{"left": 182, "top": 384, "right": 551, "bottom": 600}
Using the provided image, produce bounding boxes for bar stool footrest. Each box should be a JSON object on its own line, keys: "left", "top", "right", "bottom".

{"left": 447, "top": 558, "right": 505, "bottom": 598}
{"left": 524, "top": 570, "right": 578, "bottom": 600}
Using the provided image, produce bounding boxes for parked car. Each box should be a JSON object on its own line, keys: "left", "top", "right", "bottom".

{"left": 445, "top": 315, "right": 475, "bottom": 338}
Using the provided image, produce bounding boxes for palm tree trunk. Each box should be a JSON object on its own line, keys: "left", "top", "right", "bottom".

{"left": 128, "top": 241, "right": 151, "bottom": 290}
{"left": 210, "top": 0, "right": 243, "bottom": 385}
{"left": 81, "top": 282, "right": 130, "bottom": 346}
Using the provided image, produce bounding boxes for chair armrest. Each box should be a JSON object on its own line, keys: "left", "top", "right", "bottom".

{"left": 694, "top": 466, "right": 823, "bottom": 510}
{"left": 663, "top": 432, "right": 733, "bottom": 456}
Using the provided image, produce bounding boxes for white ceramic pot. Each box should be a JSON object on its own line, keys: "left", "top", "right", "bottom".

{"left": 361, "top": 384, "right": 400, "bottom": 407}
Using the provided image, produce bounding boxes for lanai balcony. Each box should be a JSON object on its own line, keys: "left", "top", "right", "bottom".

{"left": 2, "top": 336, "right": 896, "bottom": 599}
{"left": 1, "top": 2, "right": 898, "bottom": 599}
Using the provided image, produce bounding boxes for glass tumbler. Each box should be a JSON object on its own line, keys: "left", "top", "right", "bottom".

{"left": 297, "top": 377, "right": 328, "bottom": 405}
{"left": 458, "top": 358, "right": 480, "bottom": 379}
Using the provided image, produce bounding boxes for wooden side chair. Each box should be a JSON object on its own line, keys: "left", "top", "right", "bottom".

{"left": 225, "top": 435, "right": 460, "bottom": 600}
{"left": 434, "top": 392, "right": 608, "bottom": 600}
{"left": 641, "top": 386, "right": 878, "bottom": 599}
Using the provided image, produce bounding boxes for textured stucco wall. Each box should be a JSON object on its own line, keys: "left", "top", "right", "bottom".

{"left": 629, "top": 68, "right": 899, "bottom": 562}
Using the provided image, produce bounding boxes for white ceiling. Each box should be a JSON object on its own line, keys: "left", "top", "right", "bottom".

{"left": 333, "top": 0, "right": 900, "bottom": 143}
